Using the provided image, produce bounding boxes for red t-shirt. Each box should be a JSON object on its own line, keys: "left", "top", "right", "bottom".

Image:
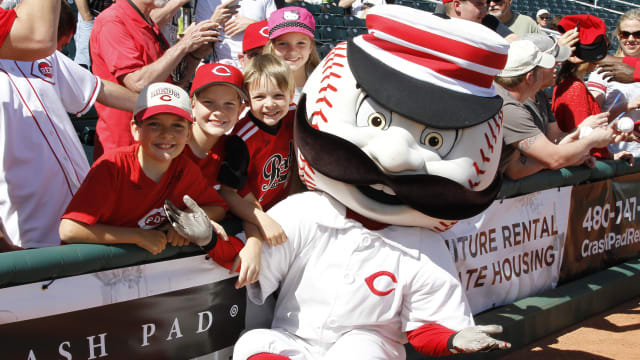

{"left": 184, "top": 135, "right": 229, "bottom": 188}
{"left": 552, "top": 76, "right": 609, "bottom": 158}
{"left": 232, "top": 108, "right": 295, "bottom": 211}
{"left": 62, "top": 144, "right": 227, "bottom": 229}
{"left": 89, "top": 0, "right": 171, "bottom": 159}
{"left": 0, "top": 9, "right": 16, "bottom": 48}
{"left": 622, "top": 56, "right": 640, "bottom": 82}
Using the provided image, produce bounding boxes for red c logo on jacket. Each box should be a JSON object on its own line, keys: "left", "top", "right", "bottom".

{"left": 365, "top": 271, "right": 397, "bottom": 296}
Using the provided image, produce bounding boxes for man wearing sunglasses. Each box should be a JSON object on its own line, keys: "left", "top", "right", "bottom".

{"left": 488, "top": 0, "right": 541, "bottom": 36}
{"left": 537, "top": 9, "right": 549, "bottom": 29}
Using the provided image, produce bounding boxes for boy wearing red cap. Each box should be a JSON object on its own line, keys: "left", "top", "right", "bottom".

{"left": 186, "top": 63, "right": 286, "bottom": 287}
{"left": 238, "top": 20, "right": 269, "bottom": 69}
{"left": 60, "top": 83, "right": 242, "bottom": 266}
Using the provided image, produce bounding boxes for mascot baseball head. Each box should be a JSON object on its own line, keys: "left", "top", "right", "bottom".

{"left": 296, "top": 5, "right": 510, "bottom": 230}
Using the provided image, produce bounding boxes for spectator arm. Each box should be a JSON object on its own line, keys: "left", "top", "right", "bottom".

{"left": 0, "top": 0, "right": 60, "bottom": 61}
{"left": 97, "top": 80, "right": 137, "bottom": 113}
{"left": 150, "top": 0, "right": 189, "bottom": 29}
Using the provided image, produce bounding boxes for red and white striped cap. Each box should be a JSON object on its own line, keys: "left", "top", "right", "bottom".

{"left": 348, "top": 5, "right": 510, "bottom": 128}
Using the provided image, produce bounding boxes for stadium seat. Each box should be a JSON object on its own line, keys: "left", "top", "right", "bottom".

{"left": 317, "top": 42, "right": 335, "bottom": 59}
{"left": 344, "top": 15, "right": 366, "bottom": 27}
{"left": 317, "top": 25, "right": 348, "bottom": 41}
{"left": 297, "top": 1, "right": 323, "bottom": 14}
{"left": 324, "top": 3, "right": 345, "bottom": 15}
{"left": 316, "top": 13, "right": 344, "bottom": 26}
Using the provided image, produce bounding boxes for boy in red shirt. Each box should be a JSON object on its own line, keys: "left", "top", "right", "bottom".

{"left": 60, "top": 83, "right": 242, "bottom": 267}
{"left": 231, "top": 54, "right": 300, "bottom": 213}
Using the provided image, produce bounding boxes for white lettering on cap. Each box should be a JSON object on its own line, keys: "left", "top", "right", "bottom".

{"left": 212, "top": 65, "right": 232, "bottom": 77}
{"left": 260, "top": 26, "right": 269, "bottom": 37}
{"left": 283, "top": 10, "right": 299, "bottom": 20}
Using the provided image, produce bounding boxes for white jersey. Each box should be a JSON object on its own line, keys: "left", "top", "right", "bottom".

{"left": 587, "top": 70, "right": 640, "bottom": 155}
{"left": 236, "top": 191, "right": 473, "bottom": 359}
{"left": 196, "top": 0, "right": 276, "bottom": 68}
{"left": 0, "top": 51, "right": 100, "bottom": 248}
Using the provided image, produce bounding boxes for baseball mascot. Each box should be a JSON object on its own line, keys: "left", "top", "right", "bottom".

{"left": 169, "top": 5, "right": 512, "bottom": 360}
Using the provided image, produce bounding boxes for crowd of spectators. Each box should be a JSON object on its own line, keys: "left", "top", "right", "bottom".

{"left": 1, "top": 0, "right": 640, "bottom": 260}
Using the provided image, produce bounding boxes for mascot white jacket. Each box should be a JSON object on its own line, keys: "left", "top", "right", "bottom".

{"left": 229, "top": 5, "right": 510, "bottom": 360}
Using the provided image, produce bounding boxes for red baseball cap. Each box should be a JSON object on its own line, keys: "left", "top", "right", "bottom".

{"left": 134, "top": 83, "right": 193, "bottom": 122}
{"left": 442, "top": 0, "right": 453, "bottom": 3}
{"left": 557, "top": 14, "right": 608, "bottom": 61}
{"left": 243, "top": 20, "right": 269, "bottom": 53}
{"left": 190, "top": 63, "right": 248, "bottom": 101}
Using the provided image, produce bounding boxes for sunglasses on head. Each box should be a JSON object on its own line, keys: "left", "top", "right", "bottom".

{"left": 619, "top": 30, "right": 640, "bottom": 39}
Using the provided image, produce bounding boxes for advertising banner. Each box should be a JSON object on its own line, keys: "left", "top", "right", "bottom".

{"left": 560, "top": 173, "right": 640, "bottom": 283}
{"left": 0, "top": 255, "right": 244, "bottom": 359}
{"left": 442, "top": 188, "right": 571, "bottom": 314}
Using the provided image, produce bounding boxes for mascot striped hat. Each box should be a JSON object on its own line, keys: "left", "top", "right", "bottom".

{"left": 348, "top": 5, "right": 510, "bottom": 128}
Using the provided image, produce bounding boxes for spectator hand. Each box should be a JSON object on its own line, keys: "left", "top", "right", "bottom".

{"left": 224, "top": 16, "right": 255, "bottom": 38}
{"left": 614, "top": 151, "right": 635, "bottom": 166}
{"left": 232, "top": 239, "right": 262, "bottom": 289}
{"left": 167, "top": 227, "right": 190, "bottom": 247}
{"left": 584, "top": 125, "right": 617, "bottom": 147}
{"left": 579, "top": 112, "right": 609, "bottom": 129}
{"left": 597, "top": 61, "right": 636, "bottom": 83}
{"left": 258, "top": 213, "right": 288, "bottom": 246}
{"left": 211, "top": 0, "right": 239, "bottom": 25}
{"left": 558, "top": 28, "right": 579, "bottom": 52}
{"left": 164, "top": 195, "right": 213, "bottom": 247}
{"left": 179, "top": 20, "right": 220, "bottom": 54}
{"left": 136, "top": 229, "right": 167, "bottom": 255}
{"left": 583, "top": 155, "right": 597, "bottom": 168}
{"left": 450, "top": 325, "right": 511, "bottom": 353}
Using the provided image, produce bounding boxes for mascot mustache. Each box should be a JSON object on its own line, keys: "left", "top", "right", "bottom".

{"left": 295, "top": 95, "right": 502, "bottom": 220}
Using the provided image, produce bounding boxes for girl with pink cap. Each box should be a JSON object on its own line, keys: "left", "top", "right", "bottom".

{"left": 264, "top": 6, "right": 320, "bottom": 103}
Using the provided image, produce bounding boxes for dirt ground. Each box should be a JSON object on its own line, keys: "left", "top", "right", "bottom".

{"left": 499, "top": 296, "right": 640, "bottom": 360}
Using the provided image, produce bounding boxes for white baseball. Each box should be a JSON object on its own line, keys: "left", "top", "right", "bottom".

{"left": 616, "top": 116, "right": 635, "bottom": 133}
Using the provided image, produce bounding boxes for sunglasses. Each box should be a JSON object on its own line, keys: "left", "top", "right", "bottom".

{"left": 539, "top": 16, "right": 549, "bottom": 20}
{"left": 619, "top": 30, "right": 640, "bottom": 39}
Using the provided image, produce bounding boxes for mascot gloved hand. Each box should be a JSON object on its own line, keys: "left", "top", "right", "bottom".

{"left": 234, "top": 5, "right": 511, "bottom": 359}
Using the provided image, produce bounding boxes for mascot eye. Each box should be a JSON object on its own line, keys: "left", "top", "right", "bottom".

{"left": 356, "top": 97, "right": 391, "bottom": 129}
{"left": 420, "top": 128, "right": 458, "bottom": 157}
{"left": 422, "top": 132, "right": 443, "bottom": 149}
{"left": 368, "top": 113, "right": 387, "bottom": 129}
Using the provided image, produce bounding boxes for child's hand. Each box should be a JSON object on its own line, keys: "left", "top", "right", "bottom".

{"left": 232, "top": 238, "right": 262, "bottom": 289}
{"left": 211, "top": 220, "right": 229, "bottom": 242}
{"left": 167, "top": 227, "right": 190, "bottom": 247}
{"left": 258, "top": 214, "right": 288, "bottom": 246}
{"left": 136, "top": 229, "right": 167, "bottom": 255}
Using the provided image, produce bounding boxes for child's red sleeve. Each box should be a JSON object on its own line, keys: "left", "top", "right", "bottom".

{"left": 206, "top": 235, "right": 244, "bottom": 270}
{"left": 61, "top": 159, "right": 117, "bottom": 226}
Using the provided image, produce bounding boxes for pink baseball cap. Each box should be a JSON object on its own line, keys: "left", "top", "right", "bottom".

{"left": 134, "top": 82, "right": 193, "bottom": 122}
{"left": 243, "top": 20, "right": 269, "bottom": 53}
{"left": 268, "top": 7, "right": 315, "bottom": 40}
{"left": 190, "top": 63, "right": 248, "bottom": 101}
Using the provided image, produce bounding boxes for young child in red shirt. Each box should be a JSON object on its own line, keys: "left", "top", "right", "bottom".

{"left": 186, "top": 62, "right": 288, "bottom": 289}
{"left": 59, "top": 82, "right": 242, "bottom": 268}
{"left": 231, "top": 54, "right": 300, "bottom": 213}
